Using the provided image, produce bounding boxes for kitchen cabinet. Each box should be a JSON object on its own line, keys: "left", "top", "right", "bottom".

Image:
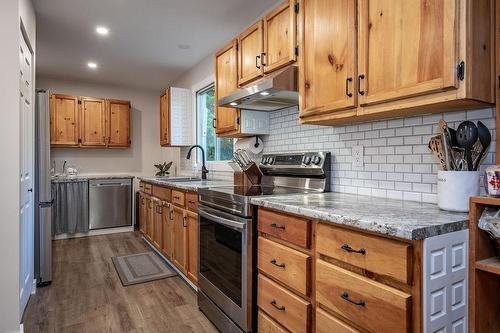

{"left": 162, "top": 202, "right": 174, "bottom": 259}
{"left": 138, "top": 193, "right": 147, "bottom": 235}
{"left": 263, "top": 0, "right": 297, "bottom": 73}
{"left": 153, "top": 199, "right": 163, "bottom": 249}
{"left": 107, "top": 99, "right": 130, "bottom": 147}
{"left": 50, "top": 93, "right": 131, "bottom": 148}
{"left": 238, "top": 21, "right": 264, "bottom": 86}
{"left": 299, "top": 0, "right": 357, "bottom": 119}
{"left": 81, "top": 97, "right": 106, "bottom": 147}
{"left": 299, "top": 0, "right": 495, "bottom": 125}
{"left": 50, "top": 94, "right": 79, "bottom": 147}
{"left": 158, "top": 87, "right": 193, "bottom": 146}
{"left": 172, "top": 206, "right": 188, "bottom": 274}
{"left": 186, "top": 210, "right": 198, "bottom": 284}
{"left": 146, "top": 196, "right": 154, "bottom": 242}
{"left": 215, "top": 40, "right": 240, "bottom": 136}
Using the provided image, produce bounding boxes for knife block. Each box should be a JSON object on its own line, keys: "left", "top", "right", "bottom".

{"left": 234, "top": 171, "right": 251, "bottom": 187}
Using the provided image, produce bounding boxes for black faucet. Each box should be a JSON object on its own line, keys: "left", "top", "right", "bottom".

{"left": 186, "top": 145, "right": 209, "bottom": 180}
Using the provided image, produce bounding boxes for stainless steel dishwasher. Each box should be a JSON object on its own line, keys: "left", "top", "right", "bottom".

{"left": 89, "top": 178, "right": 132, "bottom": 230}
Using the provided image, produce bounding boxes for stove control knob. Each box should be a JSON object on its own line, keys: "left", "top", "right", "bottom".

{"left": 303, "top": 156, "right": 312, "bottom": 165}
{"left": 261, "top": 157, "right": 266, "bottom": 164}
{"left": 268, "top": 157, "right": 274, "bottom": 165}
{"left": 312, "top": 155, "right": 322, "bottom": 165}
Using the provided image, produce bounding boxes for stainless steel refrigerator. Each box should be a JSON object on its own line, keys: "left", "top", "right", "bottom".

{"left": 35, "top": 89, "right": 52, "bottom": 286}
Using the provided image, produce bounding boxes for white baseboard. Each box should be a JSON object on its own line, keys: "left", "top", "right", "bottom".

{"left": 142, "top": 237, "right": 198, "bottom": 291}
{"left": 53, "top": 226, "right": 134, "bottom": 240}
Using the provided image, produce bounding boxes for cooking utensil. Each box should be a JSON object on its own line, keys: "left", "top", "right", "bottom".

{"left": 474, "top": 120, "right": 492, "bottom": 171}
{"left": 438, "top": 119, "right": 455, "bottom": 170}
{"left": 428, "top": 135, "right": 448, "bottom": 170}
{"left": 456, "top": 121, "right": 478, "bottom": 171}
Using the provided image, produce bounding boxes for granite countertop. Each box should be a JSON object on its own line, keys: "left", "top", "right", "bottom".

{"left": 250, "top": 192, "right": 469, "bottom": 241}
{"left": 138, "top": 177, "right": 232, "bottom": 192}
{"left": 51, "top": 174, "right": 135, "bottom": 183}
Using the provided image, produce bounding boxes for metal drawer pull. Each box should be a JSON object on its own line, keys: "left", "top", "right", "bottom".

{"left": 270, "top": 300, "right": 285, "bottom": 311}
{"left": 345, "top": 77, "right": 353, "bottom": 97}
{"left": 341, "top": 292, "right": 365, "bottom": 307}
{"left": 358, "top": 74, "right": 365, "bottom": 95}
{"left": 174, "top": 196, "right": 181, "bottom": 200}
{"left": 270, "top": 259, "right": 286, "bottom": 268}
{"left": 341, "top": 244, "right": 366, "bottom": 255}
{"left": 270, "top": 223, "right": 286, "bottom": 230}
{"left": 169, "top": 210, "right": 173, "bottom": 220}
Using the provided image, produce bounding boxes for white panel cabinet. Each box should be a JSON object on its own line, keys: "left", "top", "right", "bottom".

{"left": 240, "top": 110, "right": 270, "bottom": 135}
{"left": 160, "top": 87, "right": 194, "bottom": 147}
{"left": 423, "top": 229, "right": 468, "bottom": 333}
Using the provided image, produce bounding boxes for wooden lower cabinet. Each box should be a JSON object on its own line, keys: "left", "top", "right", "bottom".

{"left": 152, "top": 199, "right": 163, "bottom": 248}
{"left": 161, "top": 202, "right": 174, "bottom": 259}
{"left": 172, "top": 206, "right": 188, "bottom": 274}
{"left": 258, "top": 311, "right": 288, "bottom": 333}
{"left": 316, "top": 308, "right": 360, "bottom": 333}
{"left": 145, "top": 196, "right": 154, "bottom": 242}
{"left": 186, "top": 210, "right": 198, "bottom": 283}
{"left": 139, "top": 193, "right": 148, "bottom": 235}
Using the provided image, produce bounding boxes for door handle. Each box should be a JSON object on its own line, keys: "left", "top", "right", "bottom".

{"left": 27, "top": 188, "right": 33, "bottom": 192}
{"left": 341, "top": 292, "right": 365, "bottom": 307}
{"left": 341, "top": 244, "right": 366, "bottom": 255}
{"left": 270, "top": 259, "right": 286, "bottom": 268}
{"left": 261, "top": 52, "right": 266, "bottom": 66}
{"left": 270, "top": 300, "right": 285, "bottom": 311}
{"left": 270, "top": 223, "right": 285, "bottom": 230}
{"left": 358, "top": 74, "right": 365, "bottom": 96}
{"left": 345, "top": 77, "right": 353, "bottom": 97}
{"left": 213, "top": 118, "right": 217, "bottom": 129}
{"left": 255, "top": 55, "right": 261, "bottom": 69}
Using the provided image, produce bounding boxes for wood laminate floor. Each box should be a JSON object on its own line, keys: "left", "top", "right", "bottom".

{"left": 23, "top": 231, "right": 218, "bottom": 333}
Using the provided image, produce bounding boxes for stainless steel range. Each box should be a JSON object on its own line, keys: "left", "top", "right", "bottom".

{"left": 197, "top": 151, "right": 330, "bottom": 333}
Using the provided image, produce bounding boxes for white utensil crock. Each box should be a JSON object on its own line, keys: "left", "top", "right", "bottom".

{"left": 437, "top": 170, "right": 479, "bottom": 212}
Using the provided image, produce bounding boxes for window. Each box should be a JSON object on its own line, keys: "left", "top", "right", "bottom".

{"left": 197, "top": 84, "right": 233, "bottom": 161}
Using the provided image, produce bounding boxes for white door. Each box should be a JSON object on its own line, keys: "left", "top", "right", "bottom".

{"left": 19, "top": 32, "right": 34, "bottom": 317}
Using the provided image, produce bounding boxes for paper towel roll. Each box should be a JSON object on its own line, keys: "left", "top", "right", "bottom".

{"left": 235, "top": 136, "right": 264, "bottom": 155}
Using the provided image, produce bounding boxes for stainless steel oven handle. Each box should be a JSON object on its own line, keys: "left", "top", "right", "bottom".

{"left": 199, "top": 208, "right": 245, "bottom": 231}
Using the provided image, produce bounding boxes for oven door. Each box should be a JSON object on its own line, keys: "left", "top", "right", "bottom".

{"left": 198, "top": 204, "right": 253, "bottom": 332}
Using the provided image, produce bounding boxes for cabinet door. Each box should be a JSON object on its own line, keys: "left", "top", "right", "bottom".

{"left": 238, "top": 20, "right": 264, "bottom": 86}
{"left": 186, "top": 211, "right": 198, "bottom": 284}
{"left": 215, "top": 40, "right": 240, "bottom": 135}
{"left": 107, "top": 99, "right": 130, "bottom": 147}
{"left": 146, "top": 197, "right": 154, "bottom": 242}
{"left": 299, "top": 0, "right": 357, "bottom": 117}
{"left": 139, "top": 193, "right": 147, "bottom": 234}
{"left": 172, "top": 206, "right": 187, "bottom": 273}
{"left": 263, "top": 0, "right": 297, "bottom": 73}
{"left": 50, "top": 94, "right": 79, "bottom": 146}
{"left": 162, "top": 203, "right": 174, "bottom": 258}
{"left": 358, "top": 0, "right": 458, "bottom": 106}
{"left": 81, "top": 97, "right": 106, "bottom": 146}
{"left": 160, "top": 89, "right": 170, "bottom": 146}
{"left": 153, "top": 200, "right": 163, "bottom": 248}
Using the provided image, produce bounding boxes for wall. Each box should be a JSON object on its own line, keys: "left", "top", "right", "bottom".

{"left": 37, "top": 77, "right": 180, "bottom": 177}
{"left": 262, "top": 106, "right": 496, "bottom": 203}
{"left": 0, "top": 0, "right": 35, "bottom": 331}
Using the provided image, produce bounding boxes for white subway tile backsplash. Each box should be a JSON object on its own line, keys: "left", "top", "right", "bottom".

{"left": 260, "top": 106, "right": 495, "bottom": 203}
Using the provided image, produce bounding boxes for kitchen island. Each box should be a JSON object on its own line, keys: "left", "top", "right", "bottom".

{"left": 251, "top": 192, "right": 469, "bottom": 333}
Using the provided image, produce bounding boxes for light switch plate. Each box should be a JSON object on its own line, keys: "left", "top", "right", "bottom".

{"left": 352, "top": 145, "right": 364, "bottom": 167}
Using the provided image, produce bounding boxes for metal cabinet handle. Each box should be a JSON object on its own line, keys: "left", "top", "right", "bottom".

{"left": 213, "top": 118, "right": 216, "bottom": 129}
{"left": 341, "top": 244, "right": 366, "bottom": 255}
{"left": 341, "top": 292, "right": 365, "bottom": 307}
{"left": 345, "top": 77, "right": 353, "bottom": 97}
{"left": 270, "top": 300, "right": 285, "bottom": 311}
{"left": 358, "top": 74, "right": 365, "bottom": 96}
{"left": 270, "top": 223, "right": 286, "bottom": 230}
{"left": 183, "top": 216, "right": 187, "bottom": 227}
{"left": 255, "top": 55, "right": 261, "bottom": 69}
{"left": 174, "top": 196, "right": 181, "bottom": 200}
{"left": 261, "top": 52, "right": 267, "bottom": 66}
{"left": 188, "top": 200, "right": 196, "bottom": 205}
{"left": 270, "top": 259, "right": 286, "bottom": 268}
{"left": 141, "top": 198, "right": 145, "bottom": 204}
{"left": 169, "top": 210, "right": 173, "bottom": 220}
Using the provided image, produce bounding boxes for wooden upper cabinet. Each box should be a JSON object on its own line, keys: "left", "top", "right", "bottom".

{"left": 50, "top": 94, "right": 79, "bottom": 146}
{"left": 263, "top": 0, "right": 297, "bottom": 73}
{"left": 358, "top": 0, "right": 459, "bottom": 106}
{"left": 160, "top": 89, "right": 170, "bottom": 146}
{"left": 107, "top": 99, "right": 130, "bottom": 147}
{"left": 80, "top": 97, "right": 106, "bottom": 146}
{"left": 299, "top": 0, "right": 357, "bottom": 118}
{"left": 238, "top": 21, "right": 264, "bottom": 86}
{"left": 215, "top": 40, "right": 240, "bottom": 135}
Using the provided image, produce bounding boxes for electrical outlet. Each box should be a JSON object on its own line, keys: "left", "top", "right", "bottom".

{"left": 352, "top": 145, "right": 364, "bottom": 167}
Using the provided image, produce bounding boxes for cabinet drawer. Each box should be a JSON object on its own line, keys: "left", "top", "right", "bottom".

{"left": 258, "top": 311, "right": 288, "bottom": 333}
{"left": 316, "top": 260, "right": 411, "bottom": 333}
{"left": 143, "top": 182, "right": 152, "bottom": 194}
{"left": 316, "top": 308, "right": 360, "bottom": 333}
{"left": 258, "top": 274, "right": 310, "bottom": 333}
{"left": 258, "top": 209, "right": 310, "bottom": 248}
{"left": 185, "top": 192, "right": 198, "bottom": 212}
{"left": 258, "top": 237, "right": 310, "bottom": 296}
{"left": 172, "top": 190, "right": 185, "bottom": 207}
{"left": 152, "top": 185, "right": 171, "bottom": 201}
{"left": 316, "top": 223, "right": 412, "bottom": 284}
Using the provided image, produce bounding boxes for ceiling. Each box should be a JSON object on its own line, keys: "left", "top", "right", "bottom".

{"left": 34, "top": 0, "right": 281, "bottom": 91}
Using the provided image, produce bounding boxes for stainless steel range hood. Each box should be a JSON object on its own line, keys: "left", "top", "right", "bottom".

{"left": 218, "top": 65, "right": 298, "bottom": 112}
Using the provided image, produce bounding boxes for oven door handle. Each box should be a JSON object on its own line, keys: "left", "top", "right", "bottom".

{"left": 199, "top": 209, "right": 246, "bottom": 231}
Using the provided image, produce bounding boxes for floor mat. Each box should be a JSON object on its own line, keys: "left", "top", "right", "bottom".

{"left": 112, "top": 251, "right": 176, "bottom": 286}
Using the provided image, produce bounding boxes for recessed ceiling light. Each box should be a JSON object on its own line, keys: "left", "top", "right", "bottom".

{"left": 87, "top": 62, "right": 97, "bottom": 69}
{"left": 96, "top": 26, "right": 109, "bottom": 35}
{"left": 260, "top": 91, "right": 270, "bottom": 96}
{"left": 230, "top": 102, "right": 238, "bottom": 106}
{"left": 178, "top": 44, "right": 191, "bottom": 50}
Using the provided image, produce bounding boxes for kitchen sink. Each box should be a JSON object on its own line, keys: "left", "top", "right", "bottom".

{"left": 154, "top": 176, "right": 201, "bottom": 182}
